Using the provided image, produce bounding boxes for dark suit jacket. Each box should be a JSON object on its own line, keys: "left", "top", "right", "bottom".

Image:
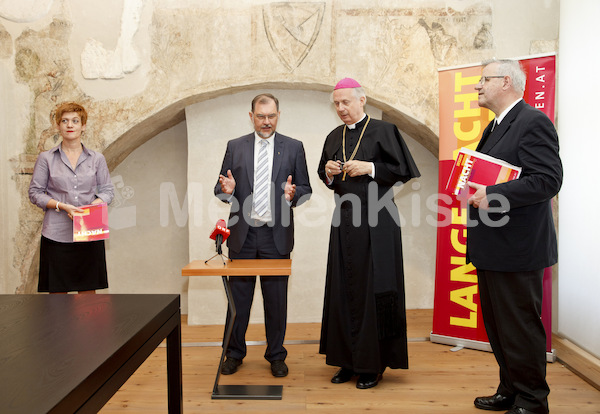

{"left": 214, "top": 132, "right": 312, "bottom": 255}
{"left": 467, "top": 100, "right": 563, "bottom": 272}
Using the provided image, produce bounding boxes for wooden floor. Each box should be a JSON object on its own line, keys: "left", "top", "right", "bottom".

{"left": 101, "top": 310, "right": 600, "bottom": 413}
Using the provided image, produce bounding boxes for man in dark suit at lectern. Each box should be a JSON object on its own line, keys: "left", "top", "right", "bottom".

{"left": 467, "top": 59, "right": 562, "bottom": 414}
{"left": 214, "top": 93, "right": 312, "bottom": 377}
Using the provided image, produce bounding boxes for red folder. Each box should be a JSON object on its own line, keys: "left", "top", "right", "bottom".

{"left": 73, "top": 203, "right": 109, "bottom": 242}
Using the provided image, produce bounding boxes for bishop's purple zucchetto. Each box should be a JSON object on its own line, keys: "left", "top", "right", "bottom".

{"left": 334, "top": 77, "right": 361, "bottom": 90}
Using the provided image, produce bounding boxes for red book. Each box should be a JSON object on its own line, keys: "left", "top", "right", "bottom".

{"left": 446, "top": 148, "right": 522, "bottom": 198}
{"left": 72, "top": 203, "right": 109, "bottom": 242}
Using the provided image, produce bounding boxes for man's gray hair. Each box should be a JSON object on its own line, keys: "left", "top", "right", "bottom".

{"left": 330, "top": 86, "right": 367, "bottom": 102}
{"left": 483, "top": 58, "right": 526, "bottom": 93}
{"left": 352, "top": 87, "right": 366, "bottom": 99}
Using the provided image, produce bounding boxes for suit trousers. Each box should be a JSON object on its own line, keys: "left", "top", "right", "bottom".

{"left": 225, "top": 224, "right": 290, "bottom": 362}
{"left": 477, "top": 268, "right": 550, "bottom": 414}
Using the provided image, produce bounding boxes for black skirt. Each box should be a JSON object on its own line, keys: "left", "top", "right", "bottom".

{"left": 38, "top": 236, "right": 108, "bottom": 293}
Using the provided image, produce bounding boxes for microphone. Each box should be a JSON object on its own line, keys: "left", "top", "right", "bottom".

{"left": 209, "top": 219, "right": 230, "bottom": 255}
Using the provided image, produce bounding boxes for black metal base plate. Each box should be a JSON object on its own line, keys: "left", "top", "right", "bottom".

{"left": 212, "top": 384, "right": 283, "bottom": 400}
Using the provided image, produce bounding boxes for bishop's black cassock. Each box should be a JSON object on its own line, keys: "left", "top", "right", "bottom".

{"left": 317, "top": 116, "right": 420, "bottom": 374}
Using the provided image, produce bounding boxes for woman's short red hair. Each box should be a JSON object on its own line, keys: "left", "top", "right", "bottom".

{"left": 54, "top": 102, "right": 88, "bottom": 126}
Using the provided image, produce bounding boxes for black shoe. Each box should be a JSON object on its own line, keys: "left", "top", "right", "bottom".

{"left": 356, "top": 373, "right": 382, "bottom": 389}
{"left": 221, "top": 357, "right": 242, "bottom": 375}
{"left": 505, "top": 407, "right": 537, "bottom": 414}
{"left": 474, "top": 393, "right": 515, "bottom": 411}
{"left": 331, "top": 368, "right": 354, "bottom": 384}
{"left": 271, "top": 360, "right": 288, "bottom": 377}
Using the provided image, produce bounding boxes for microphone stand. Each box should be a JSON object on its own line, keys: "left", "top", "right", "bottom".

{"left": 205, "top": 234, "right": 230, "bottom": 265}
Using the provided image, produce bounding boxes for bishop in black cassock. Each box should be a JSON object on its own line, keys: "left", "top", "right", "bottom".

{"left": 318, "top": 78, "right": 420, "bottom": 389}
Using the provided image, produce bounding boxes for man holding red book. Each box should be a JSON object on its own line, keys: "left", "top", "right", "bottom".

{"left": 467, "top": 59, "right": 563, "bottom": 414}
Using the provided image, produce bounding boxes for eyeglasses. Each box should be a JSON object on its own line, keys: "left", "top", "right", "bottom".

{"left": 254, "top": 114, "right": 278, "bottom": 121}
{"left": 478, "top": 75, "right": 505, "bottom": 85}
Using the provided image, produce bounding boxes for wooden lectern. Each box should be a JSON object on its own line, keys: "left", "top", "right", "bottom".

{"left": 182, "top": 259, "right": 292, "bottom": 400}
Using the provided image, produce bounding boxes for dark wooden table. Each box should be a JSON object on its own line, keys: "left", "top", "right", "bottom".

{"left": 182, "top": 259, "right": 292, "bottom": 400}
{"left": 0, "top": 294, "right": 182, "bottom": 413}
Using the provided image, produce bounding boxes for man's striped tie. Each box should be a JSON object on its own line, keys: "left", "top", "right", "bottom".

{"left": 253, "top": 140, "right": 269, "bottom": 216}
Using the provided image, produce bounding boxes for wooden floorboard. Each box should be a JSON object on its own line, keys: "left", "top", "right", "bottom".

{"left": 100, "top": 310, "right": 600, "bottom": 413}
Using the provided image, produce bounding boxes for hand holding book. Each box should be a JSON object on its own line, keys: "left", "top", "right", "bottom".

{"left": 467, "top": 182, "right": 489, "bottom": 209}
{"left": 65, "top": 204, "right": 86, "bottom": 220}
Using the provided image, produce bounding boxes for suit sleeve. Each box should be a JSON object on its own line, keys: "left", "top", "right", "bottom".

{"left": 214, "top": 141, "right": 233, "bottom": 203}
{"left": 488, "top": 112, "right": 562, "bottom": 209}
{"left": 290, "top": 141, "right": 312, "bottom": 207}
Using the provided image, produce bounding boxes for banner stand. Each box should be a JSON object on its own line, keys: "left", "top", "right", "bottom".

{"left": 429, "top": 333, "right": 556, "bottom": 363}
{"left": 430, "top": 333, "right": 492, "bottom": 353}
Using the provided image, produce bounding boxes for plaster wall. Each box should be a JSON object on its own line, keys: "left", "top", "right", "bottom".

{"left": 557, "top": 0, "right": 600, "bottom": 358}
{"left": 105, "top": 121, "right": 189, "bottom": 309}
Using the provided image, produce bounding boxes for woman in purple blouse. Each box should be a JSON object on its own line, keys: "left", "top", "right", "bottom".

{"left": 29, "top": 102, "right": 114, "bottom": 294}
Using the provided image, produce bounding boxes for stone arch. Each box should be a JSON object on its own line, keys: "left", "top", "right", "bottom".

{"left": 103, "top": 82, "right": 439, "bottom": 171}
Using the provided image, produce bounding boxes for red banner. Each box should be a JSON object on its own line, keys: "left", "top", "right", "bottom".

{"left": 432, "top": 55, "right": 556, "bottom": 352}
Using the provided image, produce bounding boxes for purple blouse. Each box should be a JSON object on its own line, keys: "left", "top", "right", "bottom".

{"left": 29, "top": 143, "right": 114, "bottom": 243}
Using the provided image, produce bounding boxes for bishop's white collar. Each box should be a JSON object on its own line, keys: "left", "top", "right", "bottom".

{"left": 346, "top": 113, "right": 367, "bottom": 130}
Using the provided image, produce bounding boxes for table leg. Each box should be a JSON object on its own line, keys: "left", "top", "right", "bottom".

{"left": 167, "top": 312, "right": 183, "bottom": 413}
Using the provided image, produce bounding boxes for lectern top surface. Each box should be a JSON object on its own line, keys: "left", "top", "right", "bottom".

{"left": 182, "top": 259, "right": 292, "bottom": 276}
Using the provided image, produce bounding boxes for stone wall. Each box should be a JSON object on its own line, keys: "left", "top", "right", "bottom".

{"left": 0, "top": 0, "right": 559, "bottom": 304}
